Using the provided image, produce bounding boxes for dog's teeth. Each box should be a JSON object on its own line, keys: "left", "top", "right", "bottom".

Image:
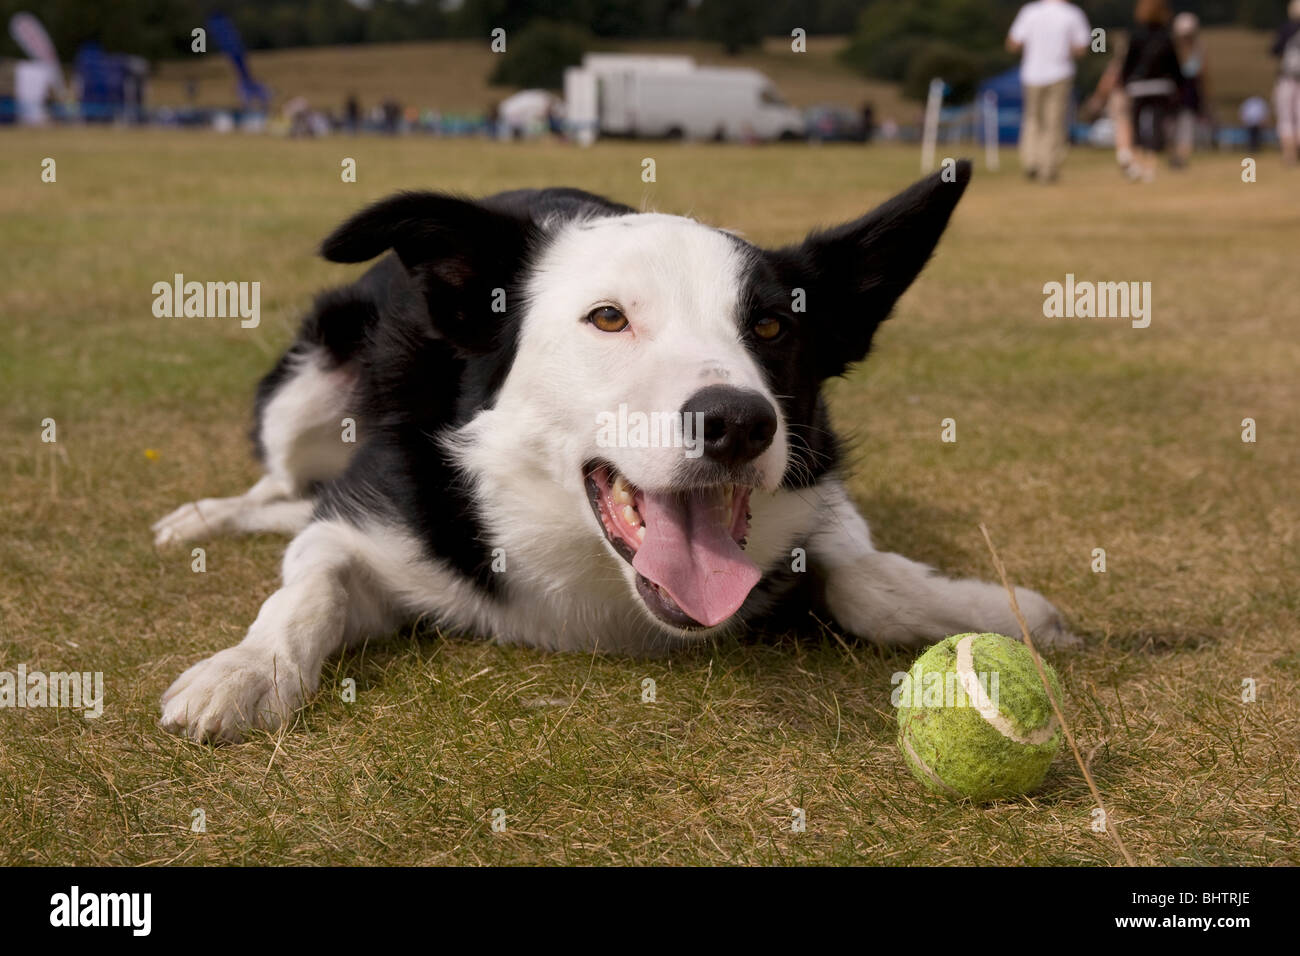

{"left": 622, "top": 505, "right": 639, "bottom": 526}
{"left": 637, "top": 526, "right": 646, "bottom": 541}
{"left": 613, "top": 475, "right": 632, "bottom": 504}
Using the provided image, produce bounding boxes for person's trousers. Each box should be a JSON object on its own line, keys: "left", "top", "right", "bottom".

{"left": 1131, "top": 94, "right": 1174, "bottom": 153}
{"left": 1019, "top": 78, "right": 1072, "bottom": 177}
{"left": 1276, "top": 77, "right": 1300, "bottom": 142}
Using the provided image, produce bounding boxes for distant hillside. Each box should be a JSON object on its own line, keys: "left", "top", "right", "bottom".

{"left": 149, "top": 36, "right": 915, "bottom": 121}
{"left": 1191, "top": 26, "right": 1282, "bottom": 116}
{"left": 148, "top": 27, "right": 1277, "bottom": 123}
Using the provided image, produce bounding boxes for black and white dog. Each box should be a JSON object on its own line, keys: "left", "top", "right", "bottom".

{"left": 154, "top": 160, "right": 1077, "bottom": 743}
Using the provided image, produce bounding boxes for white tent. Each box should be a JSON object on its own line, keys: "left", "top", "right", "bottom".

{"left": 15, "top": 60, "right": 60, "bottom": 125}
{"left": 496, "top": 89, "right": 561, "bottom": 139}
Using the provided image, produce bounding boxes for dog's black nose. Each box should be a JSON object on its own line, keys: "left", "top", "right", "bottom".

{"left": 681, "top": 385, "right": 777, "bottom": 466}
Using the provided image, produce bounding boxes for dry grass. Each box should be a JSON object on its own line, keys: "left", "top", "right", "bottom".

{"left": 1, "top": 129, "right": 1297, "bottom": 865}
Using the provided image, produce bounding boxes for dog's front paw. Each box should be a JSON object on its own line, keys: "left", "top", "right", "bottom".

{"left": 160, "top": 646, "right": 312, "bottom": 743}
{"left": 1012, "top": 587, "right": 1082, "bottom": 650}
{"left": 152, "top": 500, "right": 220, "bottom": 548}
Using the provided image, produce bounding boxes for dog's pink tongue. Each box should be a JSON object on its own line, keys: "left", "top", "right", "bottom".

{"left": 631, "top": 490, "right": 760, "bottom": 628}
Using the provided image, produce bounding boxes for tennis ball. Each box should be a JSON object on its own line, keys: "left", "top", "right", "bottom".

{"left": 896, "top": 632, "right": 1062, "bottom": 802}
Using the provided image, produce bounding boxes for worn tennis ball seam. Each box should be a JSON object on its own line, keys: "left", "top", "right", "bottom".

{"left": 955, "top": 634, "right": 1059, "bottom": 745}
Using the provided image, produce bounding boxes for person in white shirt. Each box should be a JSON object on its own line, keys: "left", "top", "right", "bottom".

{"left": 1007, "top": 0, "right": 1092, "bottom": 182}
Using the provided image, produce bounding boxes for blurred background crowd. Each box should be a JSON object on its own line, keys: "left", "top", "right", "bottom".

{"left": 2, "top": 0, "right": 1298, "bottom": 177}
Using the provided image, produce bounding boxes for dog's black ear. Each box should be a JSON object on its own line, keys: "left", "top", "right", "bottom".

{"left": 773, "top": 160, "right": 971, "bottom": 379}
{"left": 320, "top": 192, "right": 532, "bottom": 352}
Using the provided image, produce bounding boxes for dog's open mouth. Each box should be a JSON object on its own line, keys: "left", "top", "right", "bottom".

{"left": 584, "top": 462, "right": 759, "bottom": 630}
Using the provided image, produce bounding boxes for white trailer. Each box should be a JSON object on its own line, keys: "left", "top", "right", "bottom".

{"left": 564, "top": 54, "right": 803, "bottom": 143}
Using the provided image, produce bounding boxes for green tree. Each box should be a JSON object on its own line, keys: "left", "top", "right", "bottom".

{"left": 695, "top": 0, "right": 763, "bottom": 54}
{"left": 903, "top": 41, "right": 984, "bottom": 104}
{"left": 488, "top": 19, "right": 592, "bottom": 90}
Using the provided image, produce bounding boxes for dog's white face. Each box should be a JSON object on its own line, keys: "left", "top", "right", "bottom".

{"left": 484, "top": 213, "right": 792, "bottom": 632}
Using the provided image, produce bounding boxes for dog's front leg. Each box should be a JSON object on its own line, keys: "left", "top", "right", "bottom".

{"left": 160, "top": 519, "right": 399, "bottom": 743}
{"left": 807, "top": 481, "right": 1080, "bottom": 649}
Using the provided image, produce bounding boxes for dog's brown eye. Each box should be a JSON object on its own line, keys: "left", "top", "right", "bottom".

{"left": 753, "top": 317, "right": 782, "bottom": 340}
{"left": 587, "top": 306, "right": 628, "bottom": 333}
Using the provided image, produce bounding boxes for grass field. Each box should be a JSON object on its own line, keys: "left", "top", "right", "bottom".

{"left": 1, "top": 129, "right": 1298, "bottom": 865}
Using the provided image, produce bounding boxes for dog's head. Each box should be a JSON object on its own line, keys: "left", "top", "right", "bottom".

{"left": 321, "top": 165, "right": 971, "bottom": 636}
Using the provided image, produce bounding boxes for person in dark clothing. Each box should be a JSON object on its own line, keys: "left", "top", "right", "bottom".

{"left": 345, "top": 93, "right": 360, "bottom": 134}
{"left": 860, "top": 101, "right": 875, "bottom": 143}
{"left": 1171, "top": 12, "right": 1211, "bottom": 167}
{"left": 1121, "top": 0, "right": 1185, "bottom": 182}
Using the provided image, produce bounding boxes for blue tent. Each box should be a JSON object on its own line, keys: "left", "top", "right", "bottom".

{"left": 977, "top": 67, "right": 1084, "bottom": 145}
{"left": 977, "top": 68, "right": 1023, "bottom": 145}
{"left": 75, "top": 43, "right": 148, "bottom": 121}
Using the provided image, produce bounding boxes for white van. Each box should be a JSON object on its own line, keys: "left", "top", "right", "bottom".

{"left": 565, "top": 56, "right": 804, "bottom": 143}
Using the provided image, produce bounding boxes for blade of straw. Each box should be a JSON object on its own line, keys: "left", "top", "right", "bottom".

{"left": 979, "top": 522, "right": 1135, "bottom": 867}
